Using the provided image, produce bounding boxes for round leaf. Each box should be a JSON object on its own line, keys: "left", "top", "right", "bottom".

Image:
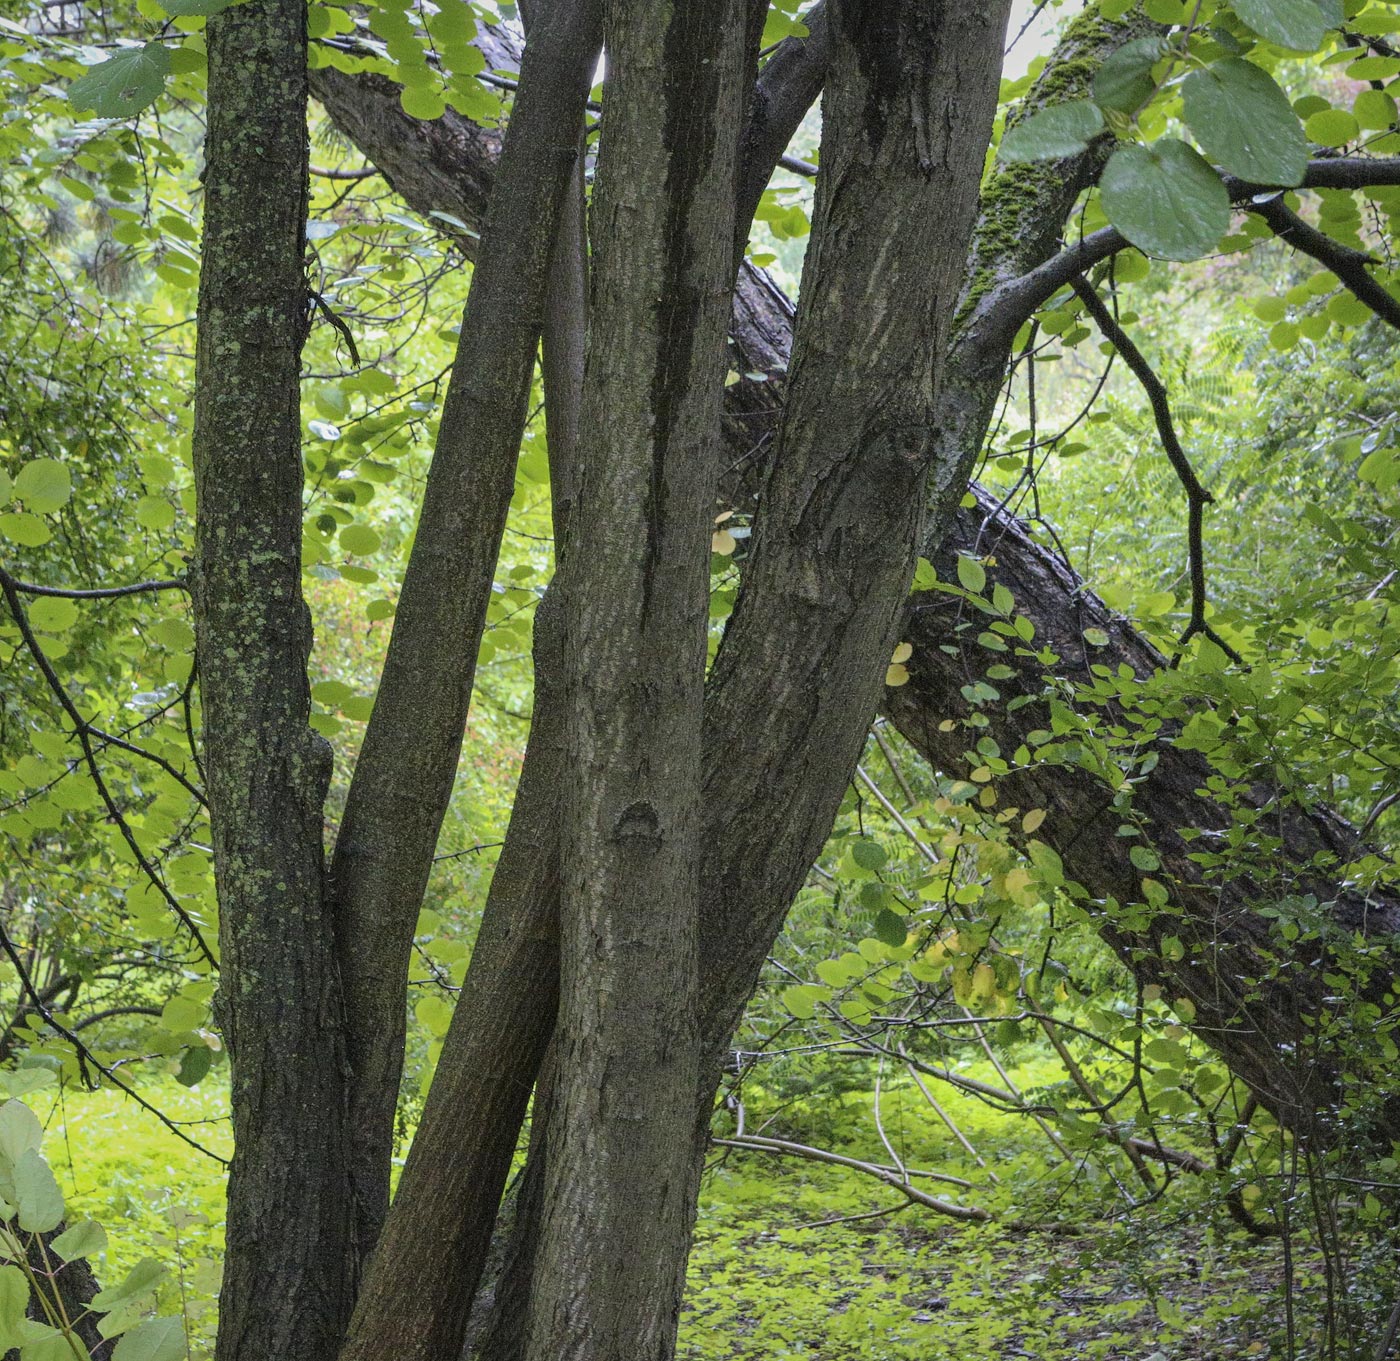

{"left": 0, "top": 514, "right": 50, "bottom": 548}
{"left": 1304, "top": 107, "right": 1359, "bottom": 147}
{"left": 1100, "top": 139, "right": 1230, "bottom": 261}
{"left": 1182, "top": 59, "right": 1306, "bottom": 185}
{"left": 1000, "top": 100, "right": 1104, "bottom": 163}
{"left": 134, "top": 496, "right": 176, "bottom": 532}
{"left": 851, "top": 838, "right": 888, "bottom": 872}
{"left": 339, "top": 524, "right": 381, "bottom": 556}
{"left": 13, "top": 460, "right": 71, "bottom": 515}
{"left": 175, "top": 1044, "right": 213, "bottom": 1088}
{"left": 28, "top": 598, "right": 78, "bottom": 633}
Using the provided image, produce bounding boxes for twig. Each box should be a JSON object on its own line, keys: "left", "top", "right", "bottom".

{"left": 1068, "top": 277, "right": 1242, "bottom": 664}
{"left": 0, "top": 921, "right": 226, "bottom": 1164}
{"left": 711, "top": 1134, "right": 990, "bottom": 1221}
{"left": 0, "top": 568, "right": 217, "bottom": 965}
{"left": 1247, "top": 195, "right": 1400, "bottom": 332}
{"left": 3, "top": 576, "right": 185, "bottom": 600}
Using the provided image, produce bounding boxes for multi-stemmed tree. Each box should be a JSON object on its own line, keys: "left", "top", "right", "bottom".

{"left": 5, "top": 0, "right": 1398, "bottom": 1357}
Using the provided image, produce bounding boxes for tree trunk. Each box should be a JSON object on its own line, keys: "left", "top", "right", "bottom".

{"left": 191, "top": 2, "right": 354, "bottom": 1359}
{"left": 308, "top": 13, "right": 1400, "bottom": 1355}
{"left": 521, "top": 3, "right": 761, "bottom": 1355}
{"left": 326, "top": 0, "right": 601, "bottom": 1264}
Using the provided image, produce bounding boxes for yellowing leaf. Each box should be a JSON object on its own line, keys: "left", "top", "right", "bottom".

{"left": 711, "top": 529, "right": 737, "bottom": 556}
{"left": 890, "top": 642, "right": 912, "bottom": 664}
{"left": 885, "top": 662, "right": 910, "bottom": 687}
{"left": 1021, "top": 808, "right": 1046, "bottom": 834}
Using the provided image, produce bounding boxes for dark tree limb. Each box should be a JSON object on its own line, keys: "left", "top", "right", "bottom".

{"left": 0, "top": 568, "right": 215, "bottom": 959}
{"left": 1247, "top": 194, "right": 1400, "bottom": 332}
{"left": 1067, "top": 276, "right": 1240, "bottom": 662}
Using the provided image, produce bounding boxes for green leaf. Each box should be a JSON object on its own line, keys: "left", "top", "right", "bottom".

{"left": 0, "top": 514, "right": 50, "bottom": 548}
{"left": 1093, "top": 35, "right": 1169, "bottom": 114}
{"left": 50, "top": 1220, "right": 107, "bottom": 1262}
{"left": 0, "top": 1073, "right": 54, "bottom": 1101}
{"left": 1231, "top": 0, "right": 1330, "bottom": 51}
{"left": 1182, "top": 59, "right": 1306, "bottom": 185}
{"left": 1129, "top": 844, "right": 1162, "bottom": 871}
{"left": 1099, "top": 139, "right": 1230, "bottom": 261}
{"left": 0, "top": 1265, "right": 27, "bottom": 1347}
{"left": 69, "top": 43, "right": 172, "bottom": 119}
{"left": 956, "top": 555, "right": 986, "bottom": 593}
{"left": 113, "top": 1317, "right": 186, "bottom": 1361}
{"left": 1001, "top": 100, "right": 1104, "bottom": 162}
{"left": 175, "top": 1044, "right": 213, "bottom": 1088}
{"left": 0, "top": 1102, "right": 42, "bottom": 1168}
{"left": 27, "top": 598, "right": 78, "bottom": 633}
{"left": 160, "top": 995, "right": 204, "bottom": 1032}
{"left": 339, "top": 524, "right": 381, "bottom": 556}
{"left": 16, "top": 1149, "right": 64, "bottom": 1233}
{"left": 13, "top": 459, "right": 71, "bottom": 514}
{"left": 134, "top": 496, "right": 176, "bottom": 532}
{"left": 1303, "top": 107, "right": 1359, "bottom": 147}
{"left": 851, "top": 838, "right": 888, "bottom": 872}
{"left": 873, "top": 908, "right": 907, "bottom": 948}
{"left": 20, "top": 1325, "right": 90, "bottom": 1361}
{"left": 400, "top": 85, "right": 446, "bottom": 121}
{"left": 92, "top": 1259, "right": 167, "bottom": 1312}
{"left": 1354, "top": 88, "right": 1397, "bottom": 131}
{"left": 780, "top": 984, "right": 830, "bottom": 1021}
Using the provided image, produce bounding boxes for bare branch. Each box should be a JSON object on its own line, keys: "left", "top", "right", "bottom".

{"left": 3, "top": 576, "right": 185, "bottom": 600}
{"left": 711, "top": 1134, "right": 991, "bottom": 1221}
{"left": 0, "top": 568, "right": 216, "bottom": 963}
{"left": 0, "top": 920, "right": 226, "bottom": 1164}
{"left": 1068, "top": 276, "right": 1242, "bottom": 664}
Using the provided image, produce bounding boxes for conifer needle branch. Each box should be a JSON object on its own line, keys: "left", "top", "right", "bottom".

{"left": 1068, "top": 277, "right": 1242, "bottom": 665}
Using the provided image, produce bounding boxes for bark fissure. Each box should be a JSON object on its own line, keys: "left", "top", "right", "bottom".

{"left": 522, "top": 3, "right": 760, "bottom": 1354}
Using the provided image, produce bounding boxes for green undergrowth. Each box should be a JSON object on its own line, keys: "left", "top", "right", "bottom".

{"left": 24, "top": 1068, "right": 1334, "bottom": 1360}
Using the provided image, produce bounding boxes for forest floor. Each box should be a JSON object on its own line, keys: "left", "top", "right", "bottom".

{"left": 29, "top": 1072, "right": 1367, "bottom": 1361}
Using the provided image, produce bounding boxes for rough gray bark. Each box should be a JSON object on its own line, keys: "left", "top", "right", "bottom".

{"left": 521, "top": 3, "right": 761, "bottom": 1356}
{"left": 473, "top": 6, "right": 1012, "bottom": 1358}
{"left": 190, "top": 2, "right": 353, "bottom": 1359}
{"left": 325, "top": 0, "right": 601, "bottom": 1263}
